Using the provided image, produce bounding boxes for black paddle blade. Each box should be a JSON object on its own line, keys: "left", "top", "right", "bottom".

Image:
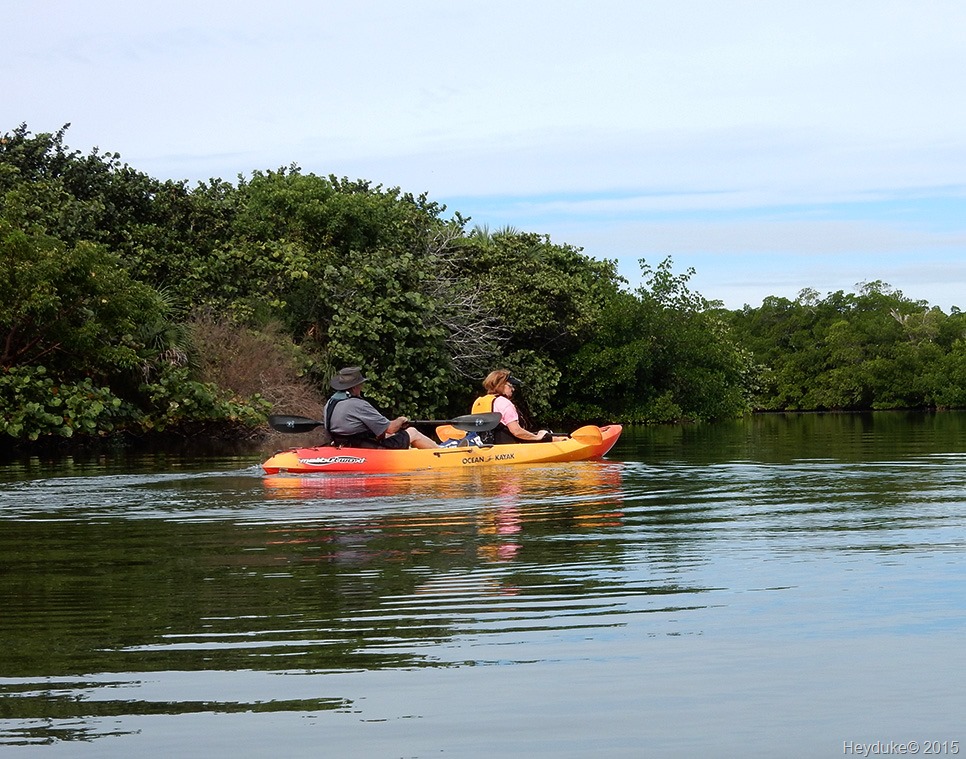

{"left": 448, "top": 412, "right": 502, "bottom": 432}
{"left": 268, "top": 414, "right": 323, "bottom": 433}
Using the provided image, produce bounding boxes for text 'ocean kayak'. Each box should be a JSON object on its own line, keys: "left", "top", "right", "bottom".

{"left": 262, "top": 424, "right": 622, "bottom": 474}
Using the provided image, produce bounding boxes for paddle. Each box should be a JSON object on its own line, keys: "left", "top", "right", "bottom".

{"left": 569, "top": 425, "right": 603, "bottom": 445}
{"left": 268, "top": 412, "right": 502, "bottom": 434}
{"left": 411, "top": 413, "right": 502, "bottom": 431}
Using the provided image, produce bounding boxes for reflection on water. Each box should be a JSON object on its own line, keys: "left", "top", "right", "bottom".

{"left": 2, "top": 413, "right": 966, "bottom": 756}
{"left": 0, "top": 461, "right": 643, "bottom": 746}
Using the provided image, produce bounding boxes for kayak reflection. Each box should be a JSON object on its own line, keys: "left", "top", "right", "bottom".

{"left": 262, "top": 463, "right": 625, "bottom": 578}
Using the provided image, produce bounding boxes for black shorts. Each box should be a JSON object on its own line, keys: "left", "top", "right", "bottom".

{"left": 378, "top": 430, "right": 410, "bottom": 449}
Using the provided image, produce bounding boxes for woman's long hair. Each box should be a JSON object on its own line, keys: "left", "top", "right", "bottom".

{"left": 481, "top": 369, "right": 512, "bottom": 395}
{"left": 480, "top": 369, "right": 535, "bottom": 430}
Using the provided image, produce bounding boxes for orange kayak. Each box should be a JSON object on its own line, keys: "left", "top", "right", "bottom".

{"left": 261, "top": 424, "right": 622, "bottom": 474}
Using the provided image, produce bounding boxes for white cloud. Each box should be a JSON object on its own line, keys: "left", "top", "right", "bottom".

{"left": 5, "top": 0, "right": 966, "bottom": 311}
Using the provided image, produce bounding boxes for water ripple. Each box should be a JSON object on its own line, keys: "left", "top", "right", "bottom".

{"left": 3, "top": 420, "right": 966, "bottom": 754}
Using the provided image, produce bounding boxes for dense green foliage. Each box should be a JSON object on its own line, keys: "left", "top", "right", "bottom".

{"left": 0, "top": 126, "right": 268, "bottom": 443}
{"left": 726, "top": 284, "right": 966, "bottom": 410}
{"left": 561, "top": 260, "right": 754, "bottom": 423}
{"left": 2, "top": 123, "right": 965, "bottom": 448}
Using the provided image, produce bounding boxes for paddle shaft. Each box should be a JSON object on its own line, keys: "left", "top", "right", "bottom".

{"left": 268, "top": 412, "right": 501, "bottom": 434}
{"left": 409, "top": 415, "right": 499, "bottom": 430}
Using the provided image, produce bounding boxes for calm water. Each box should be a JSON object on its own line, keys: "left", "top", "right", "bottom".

{"left": 1, "top": 413, "right": 965, "bottom": 758}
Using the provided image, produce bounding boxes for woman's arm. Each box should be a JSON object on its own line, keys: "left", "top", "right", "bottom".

{"left": 506, "top": 420, "right": 550, "bottom": 442}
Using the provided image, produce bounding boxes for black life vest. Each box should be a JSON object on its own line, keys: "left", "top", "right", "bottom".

{"left": 324, "top": 392, "right": 382, "bottom": 448}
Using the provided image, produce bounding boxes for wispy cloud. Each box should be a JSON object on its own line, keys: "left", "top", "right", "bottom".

{"left": 5, "top": 0, "right": 966, "bottom": 310}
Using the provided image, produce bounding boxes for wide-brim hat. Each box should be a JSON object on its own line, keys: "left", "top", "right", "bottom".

{"left": 330, "top": 366, "right": 368, "bottom": 390}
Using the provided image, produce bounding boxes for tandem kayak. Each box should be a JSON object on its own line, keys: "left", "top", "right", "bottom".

{"left": 261, "top": 424, "right": 622, "bottom": 474}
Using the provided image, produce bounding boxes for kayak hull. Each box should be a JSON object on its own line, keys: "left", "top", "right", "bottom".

{"left": 262, "top": 424, "right": 622, "bottom": 474}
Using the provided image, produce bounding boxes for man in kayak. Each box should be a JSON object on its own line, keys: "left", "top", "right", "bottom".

{"left": 325, "top": 367, "right": 439, "bottom": 449}
{"left": 471, "top": 369, "right": 562, "bottom": 444}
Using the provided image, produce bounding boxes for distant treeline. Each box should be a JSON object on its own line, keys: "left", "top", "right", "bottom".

{"left": 3, "top": 124, "right": 965, "bottom": 449}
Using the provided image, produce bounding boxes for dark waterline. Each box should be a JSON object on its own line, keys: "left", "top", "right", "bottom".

{"left": 1, "top": 413, "right": 965, "bottom": 757}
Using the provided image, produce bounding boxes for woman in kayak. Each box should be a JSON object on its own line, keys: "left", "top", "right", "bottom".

{"left": 471, "top": 369, "right": 561, "bottom": 444}
{"left": 325, "top": 367, "right": 439, "bottom": 449}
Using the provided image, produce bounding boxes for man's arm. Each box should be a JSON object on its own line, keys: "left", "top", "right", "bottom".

{"left": 384, "top": 416, "right": 408, "bottom": 436}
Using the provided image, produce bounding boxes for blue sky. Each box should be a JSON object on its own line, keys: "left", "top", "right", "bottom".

{"left": 6, "top": 1, "right": 966, "bottom": 310}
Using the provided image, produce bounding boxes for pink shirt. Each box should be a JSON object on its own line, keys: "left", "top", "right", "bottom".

{"left": 492, "top": 395, "right": 519, "bottom": 427}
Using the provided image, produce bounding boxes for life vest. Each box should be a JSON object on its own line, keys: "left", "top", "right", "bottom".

{"left": 471, "top": 394, "right": 495, "bottom": 415}
{"left": 324, "top": 392, "right": 381, "bottom": 448}
{"left": 471, "top": 394, "right": 517, "bottom": 445}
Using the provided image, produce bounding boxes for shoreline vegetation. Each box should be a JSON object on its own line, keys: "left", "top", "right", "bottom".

{"left": 3, "top": 124, "right": 965, "bottom": 457}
